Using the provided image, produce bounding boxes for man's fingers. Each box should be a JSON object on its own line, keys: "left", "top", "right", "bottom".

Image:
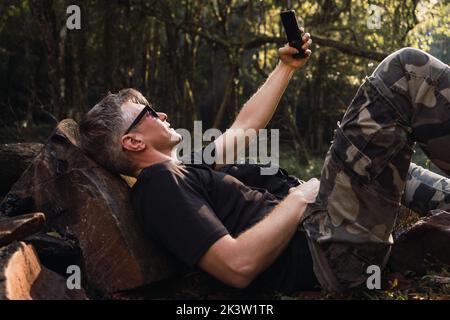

{"left": 279, "top": 45, "right": 300, "bottom": 55}
{"left": 302, "top": 32, "right": 310, "bottom": 42}
{"left": 280, "top": 33, "right": 312, "bottom": 52}
{"left": 302, "top": 38, "right": 312, "bottom": 50}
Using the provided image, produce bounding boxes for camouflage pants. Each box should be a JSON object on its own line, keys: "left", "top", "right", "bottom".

{"left": 301, "top": 47, "right": 450, "bottom": 292}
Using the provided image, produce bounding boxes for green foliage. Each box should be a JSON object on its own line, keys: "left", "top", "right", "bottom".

{"left": 279, "top": 146, "right": 324, "bottom": 180}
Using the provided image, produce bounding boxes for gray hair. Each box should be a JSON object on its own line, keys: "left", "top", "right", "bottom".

{"left": 79, "top": 88, "right": 149, "bottom": 176}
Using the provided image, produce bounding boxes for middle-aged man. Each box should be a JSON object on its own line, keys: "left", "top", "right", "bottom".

{"left": 80, "top": 29, "right": 450, "bottom": 293}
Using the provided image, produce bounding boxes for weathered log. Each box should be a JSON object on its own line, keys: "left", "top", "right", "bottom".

{"left": 0, "top": 143, "right": 43, "bottom": 196}
{"left": 24, "top": 233, "right": 82, "bottom": 276}
{"left": 390, "top": 210, "right": 450, "bottom": 274}
{"left": 0, "top": 241, "right": 87, "bottom": 300}
{"left": 0, "top": 119, "right": 179, "bottom": 293}
{"left": 0, "top": 212, "right": 45, "bottom": 247}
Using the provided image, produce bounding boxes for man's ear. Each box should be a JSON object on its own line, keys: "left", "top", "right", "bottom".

{"left": 121, "top": 133, "right": 146, "bottom": 152}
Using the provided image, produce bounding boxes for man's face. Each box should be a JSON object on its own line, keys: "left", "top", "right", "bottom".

{"left": 121, "top": 101, "right": 182, "bottom": 151}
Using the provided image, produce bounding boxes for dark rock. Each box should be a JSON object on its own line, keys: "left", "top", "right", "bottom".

{"left": 390, "top": 210, "right": 450, "bottom": 274}
{"left": 0, "top": 119, "right": 179, "bottom": 293}
{"left": 0, "top": 212, "right": 45, "bottom": 247}
{"left": 0, "top": 241, "right": 87, "bottom": 300}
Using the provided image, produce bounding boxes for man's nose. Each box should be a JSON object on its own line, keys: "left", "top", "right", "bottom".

{"left": 157, "top": 112, "right": 168, "bottom": 121}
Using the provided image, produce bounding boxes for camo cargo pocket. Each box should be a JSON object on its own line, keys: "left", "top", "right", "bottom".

{"left": 334, "top": 83, "right": 411, "bottom": 189}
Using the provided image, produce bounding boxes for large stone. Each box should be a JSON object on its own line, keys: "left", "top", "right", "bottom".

{"left": 0, "top": 119, "right": 179, "bottom": 293}
{"left": 0, "top": 213, "right": 45, "bottom": 247}
{"left": 390, "top": 210, "right": 450, "bottom": 274}
{"left": 0, "top": 241, "right": 87, "bottom": 300}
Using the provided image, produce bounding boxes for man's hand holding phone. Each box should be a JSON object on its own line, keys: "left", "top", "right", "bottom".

{"left": 279, "top": 30, "right": 312, "bottom": 70}
{"left": 279, "top": 10, "right": 312, "bottom": 70}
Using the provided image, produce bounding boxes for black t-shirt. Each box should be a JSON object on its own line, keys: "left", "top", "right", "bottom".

{"left": 131, "top": 157, "right": 318, "bottom": 293}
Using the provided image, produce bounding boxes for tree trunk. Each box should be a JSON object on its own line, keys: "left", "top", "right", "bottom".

{"left": 0, "top": 143, "right": 43, "bottom": 196}
{"left": 284, "top": 105, "right": 309, "bottom": 165}
{"left": 0, "top": 241, "right": 87, "bottom": 300}
{"left": 28, "top": 0, "right": 66, "bottom": 119}
{"left": 102, "top": 0, "right": 119, "bottom": 89}
{"left": 212, "top": 66, "right": 237, "bottom": 129}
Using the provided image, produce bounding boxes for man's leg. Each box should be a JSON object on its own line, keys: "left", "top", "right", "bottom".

{"left": 403, "top": 163, "right": 450, "bottom": 215}
{"left": 302, "top": 47, "right": 450, "bottom": 292}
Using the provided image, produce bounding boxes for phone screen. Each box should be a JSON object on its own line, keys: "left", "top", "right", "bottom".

{"left": 280, "top": 10, "right": 302, "bottom": 42}
{"left": 280, "top": 10, "right": 306, "bottom": 58}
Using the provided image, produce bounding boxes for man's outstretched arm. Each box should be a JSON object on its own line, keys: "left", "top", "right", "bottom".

{"left": 213, "top": 32, "right": 312, "bottom": 169}
{"left": 198, "top": 178, "right": 319, "bottom": 288}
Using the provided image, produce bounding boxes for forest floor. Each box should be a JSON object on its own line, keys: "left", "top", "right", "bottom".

{"left": 108, "top": 264, "right": 450, "bottom": 300}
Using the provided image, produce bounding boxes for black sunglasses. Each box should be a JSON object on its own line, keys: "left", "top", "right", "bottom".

{"left": 124, "top": 105, "right": 159, "bottom": 135}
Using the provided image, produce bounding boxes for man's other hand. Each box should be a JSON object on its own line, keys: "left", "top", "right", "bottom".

{"left": 279, "top": 29, "right": 312, "bottom": 70}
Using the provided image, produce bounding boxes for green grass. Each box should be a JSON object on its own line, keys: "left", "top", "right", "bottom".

{"left": 279, "top": 144, "right": 448, "bottom": 182}
{"left": 412, "top": 147, "right": 446, "bottom": 176}
{"left": 279, "top": 147, "right": 325, "bottom": 181}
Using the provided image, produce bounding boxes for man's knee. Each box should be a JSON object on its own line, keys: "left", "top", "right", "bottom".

{"left": 371, "top": 46, "right": 442, "bottom": 108}
{"left": 394, "top": 47, "right": 427, "bottom": 59}
{"left": 392, "top": 47, "right": 432, "bottom": 70}
{"left": 371, "top": 47, "right": 428, "bottom": 90}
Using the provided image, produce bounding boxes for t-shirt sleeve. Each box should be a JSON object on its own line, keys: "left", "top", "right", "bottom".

{"left": 137, "top": 167, "right": 228, "bottom": 267}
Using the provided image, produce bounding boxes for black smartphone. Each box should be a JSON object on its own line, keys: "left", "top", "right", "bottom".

{"left": 280, "top": 10, "right": 307, "bottom": 59}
